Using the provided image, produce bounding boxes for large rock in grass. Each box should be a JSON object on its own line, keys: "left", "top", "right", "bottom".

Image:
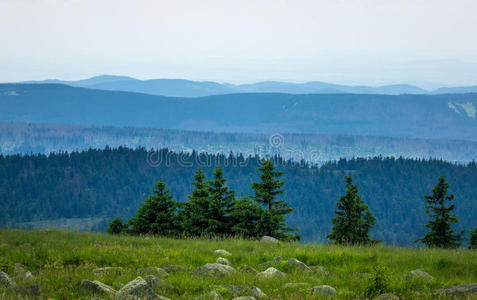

{"left": 216, "top": 257, "right": 231, "bottom": 266}
{"left": 16, "top": 284, "right": 41, "bottom": 297}
{"left": 403, "top": 269, "right": 434, "bottom": 281}
{"left": 80, "top": 280, "right": 117, "bottom": 296}
{"left": 311, "top": 285, "right": 336, "bottom": 297}
{"left": 214, "top": 249, "right": 232, "bottom": 256}
{"left": 288, "top": 258, "right": 311, "bottom": 271}
{"left": 282, "top": 282, "right": 308, "bottom": 289}
{"left": 193, "top": 263, "right": 236, "bottom": 277}
{"left": 118, "top": 277, "right": 164, "bottom": 300}
{"left": 138, "top": 267, "right": 169, "bottom": 278}
{"left": 260, "top": 236, "right": 279, "bottom": 243}
{"left": 193, "top": 290, "right": 224, "bottom": 300}
{"left": 434, "top": 283, "right": 477, "bottom": 298}
{"left": 0, "top": 270, "right": 16, "bottom": 288}
{"left": 259, "top": 256, "right": 282, "bottom": 267}
{"left": 311, "top": 266, "right": 330, "bottom": 276}
{"left": 145, "top": 275, "right": 173, "bottom": 290}
{"left": 219, "top": 285, "right": 268, "bottom": 299}
{"left": 374, "top": 293, "right": 399, "bottom": 300}
{"left": 256, "top": 267, "right": 286, "bottom": 280}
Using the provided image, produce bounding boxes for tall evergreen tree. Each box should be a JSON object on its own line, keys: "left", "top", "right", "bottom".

{"left": 129, "top": 179, "right": 177, "bottom": 236}
{"left": 470, "top": 227, "right": 477, "bottom": 250}
{"left": 206, "top": 168, "right": 235, "bottom": 236}
{"left": 327, "top": 176, "right": 376, "bottom": 245}
{"left": 229, "top": 196, "right": 264, "bottom": 238}
{"left": 252, "top": 158, "right": 297, "bottom": 240}
{"left": 418, "top": 176, "right": 464, "bottom": 248}
{"left": 180, "top": 168, "right": 211, "bottom": 236}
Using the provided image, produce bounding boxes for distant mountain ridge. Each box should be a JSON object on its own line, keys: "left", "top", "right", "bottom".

{"left": 15, "top": 75, "right": 477, "bottom": 97}
{"left": 1, "top": 83, "right": 477, "bottom": 141}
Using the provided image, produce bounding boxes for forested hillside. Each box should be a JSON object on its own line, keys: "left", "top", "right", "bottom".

{"left": 1, "top": 84, "right": 477, "bottom": 140}
{"left": 2, "top": 122, "right": 477, "bottom": 163}
{"left": 1, "top": 147, "right": 476, "bottom": 245}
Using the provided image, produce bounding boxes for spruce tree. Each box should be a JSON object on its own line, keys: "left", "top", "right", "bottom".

{"left": 180, "top": 168, "right": 211, "bottom": 236}
{"left": 252, "top": 158, "right": 297, "bottom": 240}
{"left": 229, "top": 196, "right": 264, "bottom": 238}
{"left": 206, "top": 168, "right": 235, "bottom": 236}
{"left": 470, "top": 227, "right": 477, "bottom": 250}
{"left": 418, "top": 176, "right": 464, "bottom": 248}
{"left": 327, "top": 176, "right": 376, "bottom": 245}
{"left": 129, "top": 179, "right": 177, "bottom": 236}
{"left": 106, "top": 217, "right": 124, "bottom": 234}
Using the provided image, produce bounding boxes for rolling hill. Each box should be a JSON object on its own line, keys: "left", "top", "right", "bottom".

{"left": 1, "top": 84, "right": 477, "bottom": 141}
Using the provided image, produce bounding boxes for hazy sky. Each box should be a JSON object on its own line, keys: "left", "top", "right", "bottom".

{"left": 1, "top": 0, "right": 477, "bottom": 87}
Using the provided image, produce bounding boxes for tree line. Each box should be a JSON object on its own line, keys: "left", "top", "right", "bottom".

{"left": 108, "top": 158, "right": 299, "bottom": 241}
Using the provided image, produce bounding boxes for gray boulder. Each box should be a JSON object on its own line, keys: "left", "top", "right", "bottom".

{"left": 403, "top": 269, "right": 434, "bottom": 281}
{"left": 118, "top": 277, "right": 165, "bottom": 300}
{"left": 256, "top": 267, "right": 286, "bottom": 280}
{"left": 232, "top": 297, "right": 256, "bottom": 300}
{"left": 145, "top": 275, "right": 172, "bottom": 290}
{"left": 259, "top": 256, "right": 282, "bottom": 267}
{"left": 93, "top": 267, "right": 123, "bottom": 275}
{"left": 214, "top": 249, "right": 232, "bottom": 256}
{"left": 16, "top": 284, "right": 41, "bottom": 297}
{"left": 374, "top": 293, "right": 399, "bottom": 300}
{"left": 216, "top": 257, "right": 231, "bottom": 266}
{"left": 312, "top": 266, "right": 330, "bottom": 276}
{"left": 288, "top": 258, "right": 311, "bottom": 271}
{"left": 138, "top": 267, "right": 169, "bottom": 278}
{"left": 193, "top": 263, "right": 237, "bottom": 277}
{"left": 0, "top": 270, "right": 16, "bottom": 288}
{"left": 193, "top": 290, "right": 224, "bottom": 300}
{"left": 238, "top": 265, "right": 258, "bottom": 274}
{"left": 260, "top": 236, "right": 279, "bottom": 243}
{"left": 80, "top": 280, "right": 117, "bottom": 296}
{"left": 434, "top": 283, "right": 477, "bottom": 298}
{"left": 311, "top": 285, "right": 336, "bottom": 297}
{"left": 219, "top": 285, "right": 268, "bottom": 299}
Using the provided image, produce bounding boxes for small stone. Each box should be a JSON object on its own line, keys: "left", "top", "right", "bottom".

{"left": 216, "top": 257, "right": 231, "bottom": 266}
{"left": 282, "top": 282, "right": 308, "bottom": 289}
{"left": 145, "top": 275, "right": 172, "bottom": 290}
{"left": 24, "top": 271, "right": 35, "bottom": 283}
{"left": 259, "top": 256, "right": 282, "bottom": 267}
{"left": 138, "top": 267, "right": 169, "bottom": 278}
{"left": 0, "top": 243, "right": 8, "bottom": 248}
{"left": 404, "top": 269, "right": 434, "bottom": 281}
{"left": 232, "top": 297, "right": 256, "bottom": 300}
{"left": 161, "top": 264, "right": 189, "bottom": 273}
{"left": 311, "top": 285, "right": 336, "bottom": 297}
{"left": 288, "top": 258, "right": 311, "bottom": 271}
{"left": 94, "top": 267, "right": 123, "bottom": 275}
{"left": 14, "top": 263, "right": 26, "bottom": 274}
{"left": 16, "top": 284, "right": 41, "bottom": 297}
{"left": 219, "top": 285, "right": 268, "bottom": 299}
{"left": 193, "top": 290, "right": 224, "bottom": 300}
{"left": 238, "top": 265, "right": 258, "bottom": 274}
{"left": 118, "top": 277, "right": 161, "bottom": 300}
{"left": 256, "top": 267, "right": 286, "bottom": 280}
{"left": 260, "top": 236, "right": 279, "bottom": 243}
{"left": 434, "top": 283, "right": 477, "bottom": 297}
{"left": 80, "top": 280, "right": 117, "bottom": 296}
{"left": 0, "top": 270, "right": 16, "bottom": 288}
{"left": 214, "top": 249, "right": 232, "bottom": 256}
{"left": 193, "top": 263, "right": 237, "bottom": 277}
{"left": 374, "top": 293, "right": 399, "bottom": 300}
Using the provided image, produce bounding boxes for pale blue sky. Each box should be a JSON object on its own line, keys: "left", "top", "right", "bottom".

{"left": 1, "top": 0, "right": 477, "bottom": 87}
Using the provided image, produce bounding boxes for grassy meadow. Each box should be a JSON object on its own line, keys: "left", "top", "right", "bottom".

{"left": 0, "top": 229, "right": 476, "bottom": 299}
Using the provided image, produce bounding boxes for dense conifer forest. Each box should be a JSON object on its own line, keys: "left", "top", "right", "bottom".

{"left": 1, "top": 147, "right": 476, "bottom": 245}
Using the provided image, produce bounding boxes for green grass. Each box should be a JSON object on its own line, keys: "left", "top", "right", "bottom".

{"left": 0, "top": 229, "right": 476, "bottom": 299}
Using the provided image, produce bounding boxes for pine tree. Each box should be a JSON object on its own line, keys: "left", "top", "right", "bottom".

{"left": 252, "top": 158, "right": 297, "bottom": 240}
{"left": 418, "top": 176, "right": 464, "bottom": 248}
{"left": 106, "top": 217, "right": 124, "bottom": 234}
{"left": 206, "top": 168, "right": 235, "bottom": 236}
{"left": 229, "top": 196, "right": 264, "bottom": 238}
{"left": 327, "top": 176, "right": 376, "bottom": 245}
{"left": 180, "top": 168, "right": 211, "bottom": 236}
{"left": 470, "top": 227, "right": 477, "bottom": 250}
{"left": 129, "top": 179, "right": 177, "bottom": 236}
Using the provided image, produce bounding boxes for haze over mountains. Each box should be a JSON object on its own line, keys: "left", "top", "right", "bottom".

{"left": 18, "top": 75, "right": 477, "bottom": 97}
